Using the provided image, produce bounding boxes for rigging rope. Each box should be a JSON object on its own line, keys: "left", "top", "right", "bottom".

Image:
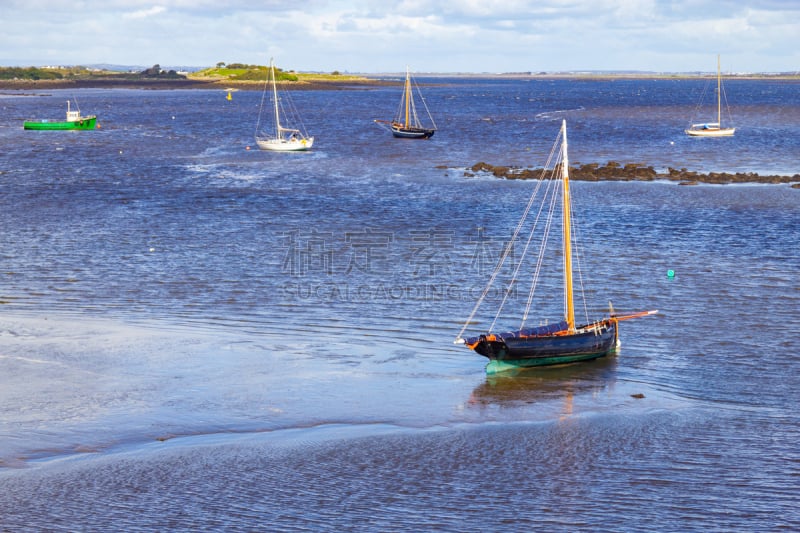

{"left": 414, "top": 77, "right": 437, "bottom": 129}
{"left": 255, "top": 69, "right": 270, "bottom": 137}
{"left": 720, "top": 84, "right": 735, "bottom": 127}
{"left": 455, "top": 127, "right": 563, "bottom": 341}
{"left": 492, "top": 173, "right": 551, "bottom": 332}
{"left": 687, "top": 78, "right": 711, "bottom": 126}
{"left": 519, "top": 163, "right": 560, "bottom": 330}
{"left": 687, "top": 78, "right": 735, "bottom": 127}
{"left": 281, "top": 88, "right": 311, "bottom": 137}
{"left": 569, "top": 190, "right": 592, "bottom": 325}
{"left": 255, "top": 66, "right": 310, "bottom": 140}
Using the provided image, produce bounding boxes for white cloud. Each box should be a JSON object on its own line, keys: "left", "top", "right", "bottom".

{"left": 122, "top": 6, "right": 168, "bottom": 20}
{"left": 0, "top": 1, "right": 797, "bottom": 72}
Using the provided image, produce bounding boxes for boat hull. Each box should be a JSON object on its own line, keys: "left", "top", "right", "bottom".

{"left": 472, "top": 322, "right": 618, "bottom": 374}
{"left": 256, "top": 136, "right": 314, "bottom": 151}
{"left": 24, "top": 116, "right": 97, "bottom": 131}
{"left": 391, "top": 126, "right": 435, "bottom": 139}
{"left": 685, "top": 126, "right": 735, "bottom": 137}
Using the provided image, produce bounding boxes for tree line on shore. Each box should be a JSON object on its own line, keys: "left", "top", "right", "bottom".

{"left": 0, "top": 62, "right": 304, "bottom": 82}
{"left": 0, "top": 64, "right": 184, "bottom": 81}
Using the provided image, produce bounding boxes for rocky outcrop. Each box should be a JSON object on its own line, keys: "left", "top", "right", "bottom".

{"left": 465, "top": 161, "right": 800, "bottom": 185}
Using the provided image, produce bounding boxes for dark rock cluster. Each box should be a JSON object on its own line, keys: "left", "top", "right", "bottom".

{"left": 465, "top": 161, "right": 800, "bottom": 186}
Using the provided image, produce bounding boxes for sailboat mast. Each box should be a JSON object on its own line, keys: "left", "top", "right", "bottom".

{"left": 716, "top": 54, "right": 722, "bottom": 127}
{"left": 561, "top": 120, "right": 576, "bottom": 332}
{"left": 404, "top": 66, "right": 411, "bottom": 128}
{"left": 271, "top": 58, "right": 281, "bottom": 133}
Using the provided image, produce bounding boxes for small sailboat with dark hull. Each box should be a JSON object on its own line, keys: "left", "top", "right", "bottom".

{"left": 455, "top": 120, "right": 656, "bottom": 374}
{"left": 375, "top": 66, "right": 436, "bottom": 139}
{"left": 469, "top": 320, "right": 618, "bottom": 367}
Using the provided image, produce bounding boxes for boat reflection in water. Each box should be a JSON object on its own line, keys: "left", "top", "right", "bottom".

{"left": 468, "top": 356, "right": 618, "bottom": 417}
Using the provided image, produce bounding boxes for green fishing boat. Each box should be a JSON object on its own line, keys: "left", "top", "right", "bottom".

{"left": 24, "top": 100, "right": 97, "bottom": 130}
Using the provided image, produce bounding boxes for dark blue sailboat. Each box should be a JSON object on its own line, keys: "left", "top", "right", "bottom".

{"left": 455, "top": 120, "right": 656, "bottom": 374}
{"left": 375, "top": 66, "right": 436, "bottom": 139}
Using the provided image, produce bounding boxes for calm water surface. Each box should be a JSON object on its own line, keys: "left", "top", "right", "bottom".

{"left": 0, "top": 79, "right": 799, "bottom": 530}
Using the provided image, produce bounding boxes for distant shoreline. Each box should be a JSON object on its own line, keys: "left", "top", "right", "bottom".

{"left": 0, "top": 77, "right": 394, "bottom": 91}
{"left": 1, "top": 72, "right": 798, "bottom": 92}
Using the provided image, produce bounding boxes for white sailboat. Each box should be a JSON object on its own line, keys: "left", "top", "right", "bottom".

{"left": 255, "top": 58, "right": 314, "bottom": 151}
{"left": 686, "top": 55, "right": 736, "bottom": 137}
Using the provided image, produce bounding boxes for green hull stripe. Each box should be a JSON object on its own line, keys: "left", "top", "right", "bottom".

{"left": 485, "top": 350, "right": 614, "bottom": 375}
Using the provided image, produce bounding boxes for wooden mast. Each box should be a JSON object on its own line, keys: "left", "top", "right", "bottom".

{"left": 561, "top": 120, "right": 576, "bottom": 332}
{"left": 404, "top": 66, "right": 411, "bottom": 128}
{"left": 716, "top": 54, "right": 722, "bottom": 127}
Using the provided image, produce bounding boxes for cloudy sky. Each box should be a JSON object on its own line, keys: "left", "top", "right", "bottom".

{"left": 2, "top": 1, "right": 798, "bottom": 73}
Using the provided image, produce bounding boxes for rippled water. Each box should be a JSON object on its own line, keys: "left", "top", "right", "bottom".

{"left": 1, "top": 79, "right": 799, "bottom": 530}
